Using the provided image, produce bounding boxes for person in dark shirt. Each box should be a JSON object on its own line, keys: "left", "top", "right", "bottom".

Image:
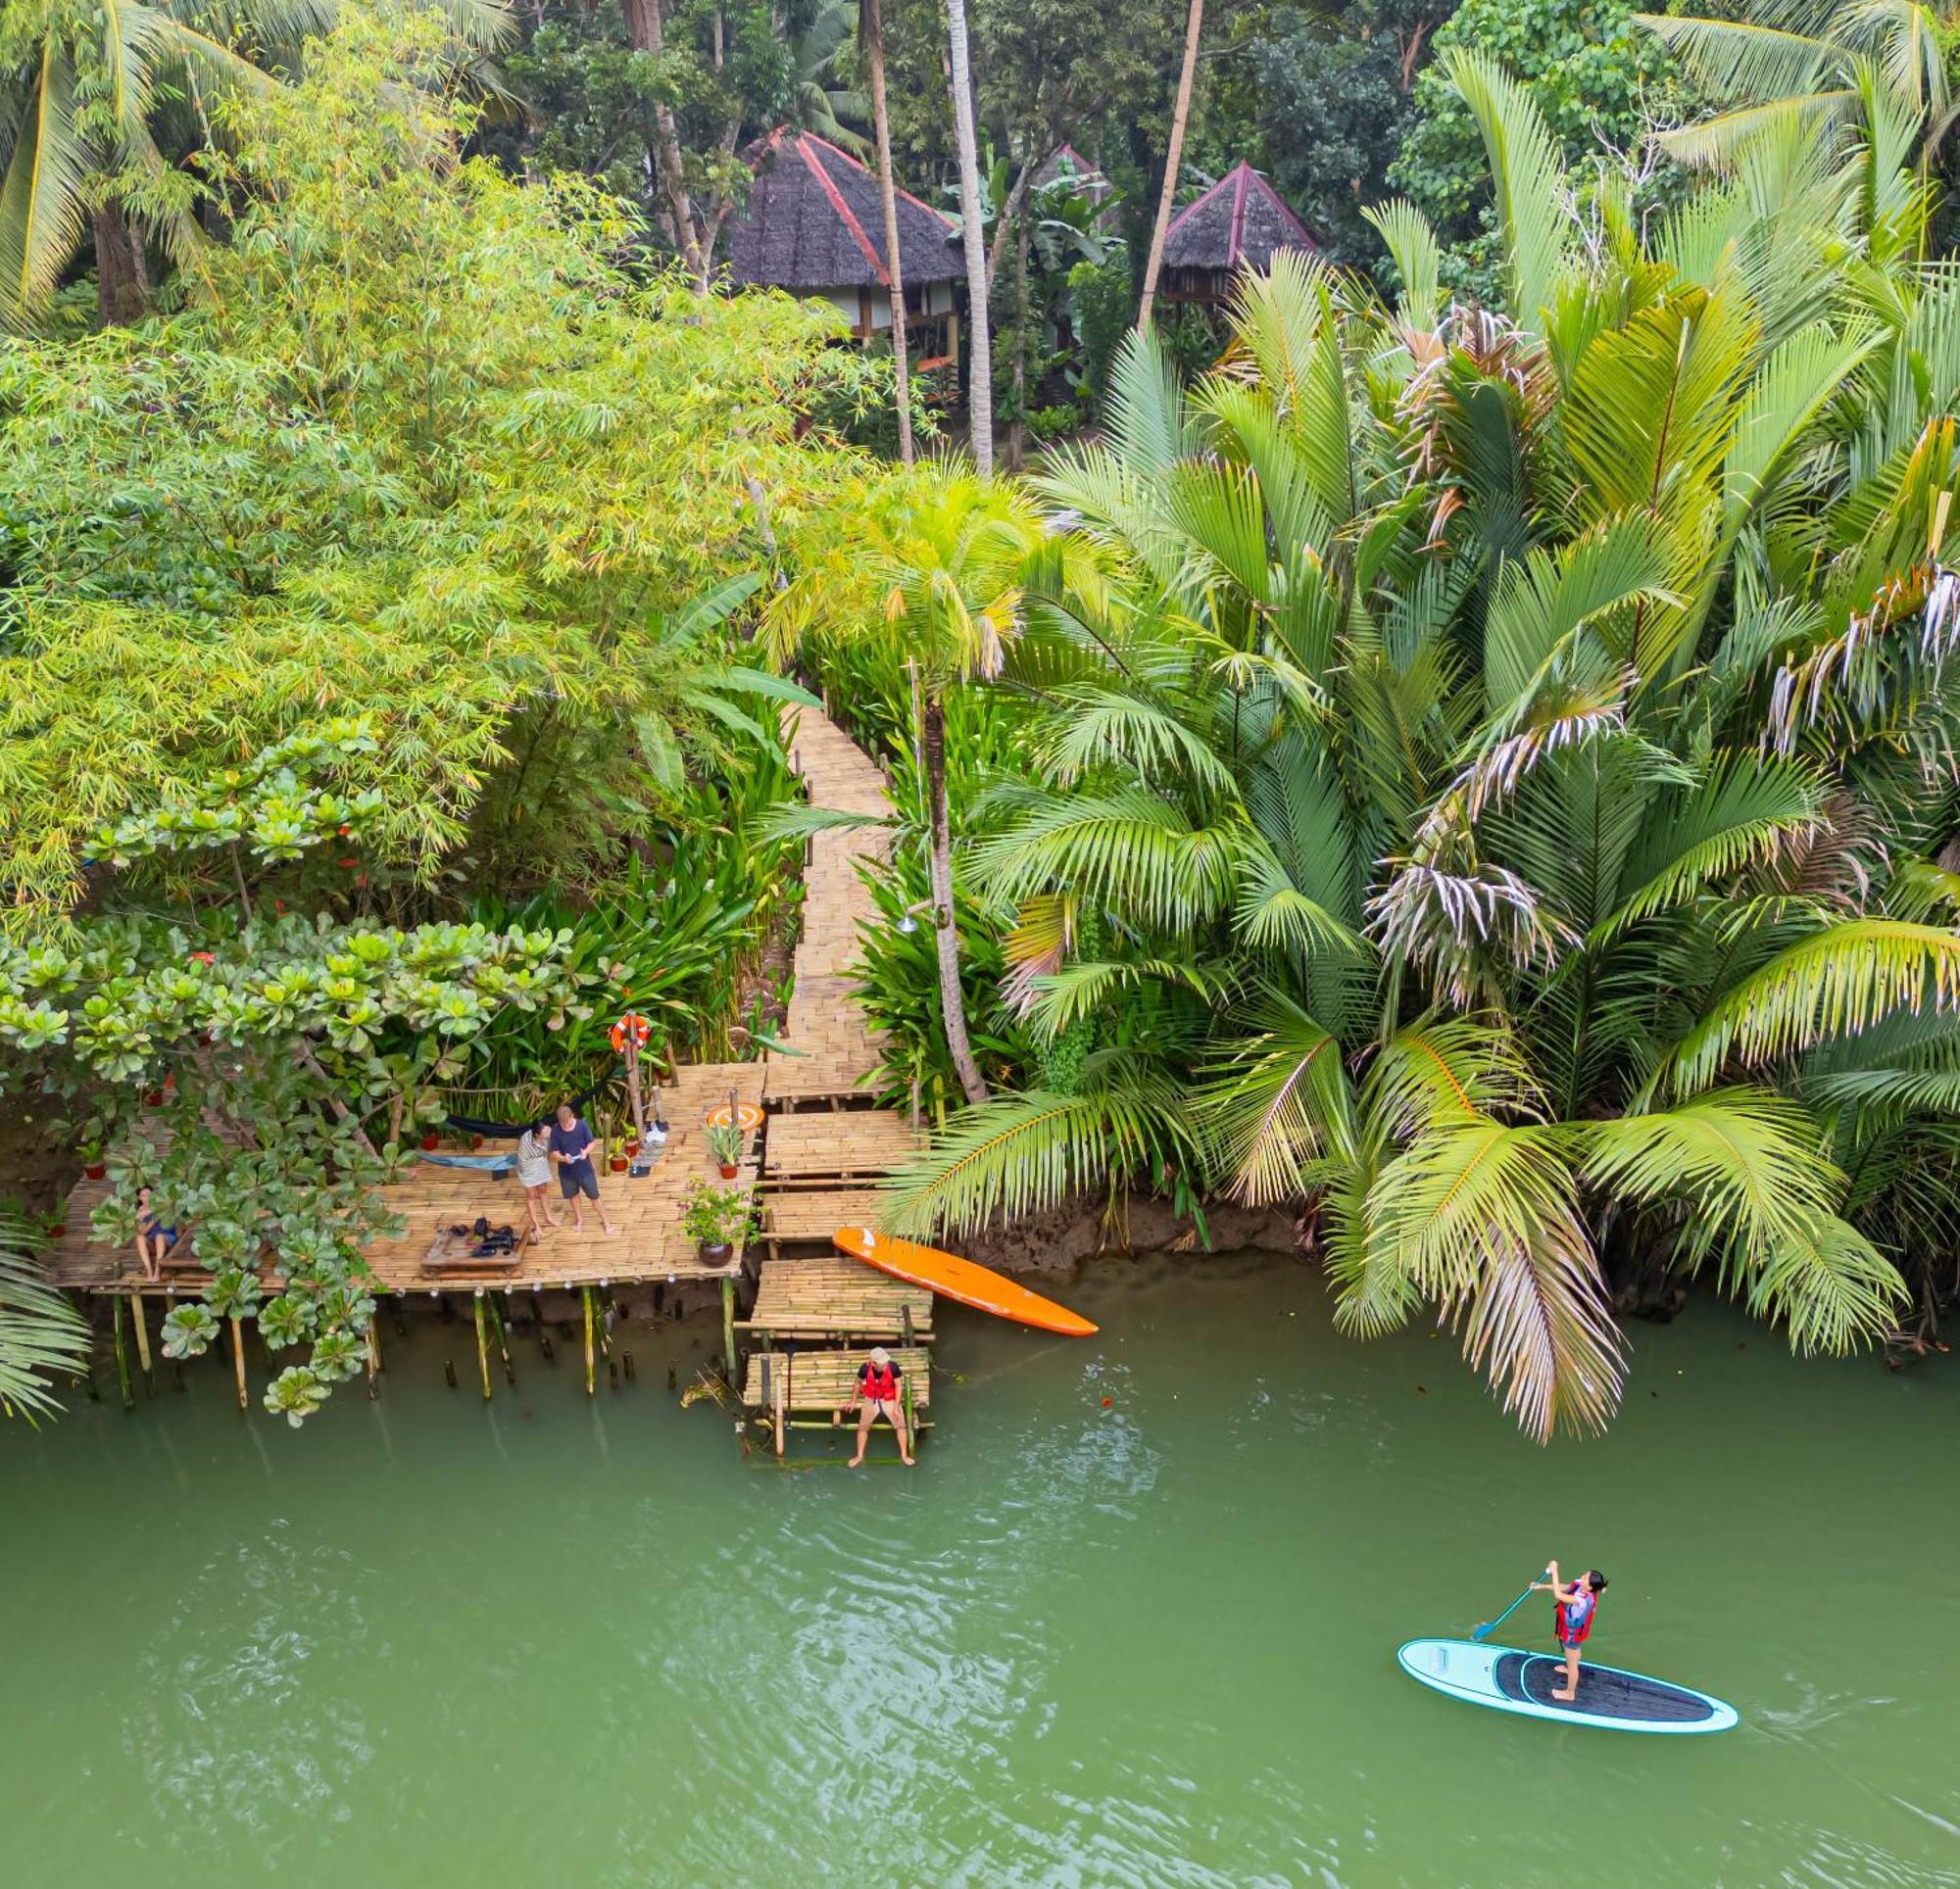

{"left": 850, "top": 1345, "right": 914, "bottom": 1467}
{"left": 548, "top": 1103, "right": 618, "bottom": 1235}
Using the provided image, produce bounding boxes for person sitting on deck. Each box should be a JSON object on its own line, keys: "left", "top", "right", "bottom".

{"left": 132, "top": 1185, "right": 178, "bottom": 1282}
{"left": 515, "top": 1119, "right": 564, "bottom": 1238}
{"left": 1532, "top": 1561, "right": 1607, "bottom": 1702}
{"left": 850, "top": 1345, "right": 914, "bottom": 1468}
{"left": 549, "top": 1102, "right": 618, "bottom": 1236}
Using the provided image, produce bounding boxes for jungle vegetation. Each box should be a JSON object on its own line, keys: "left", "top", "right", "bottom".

{"left": 5, "top": 0, "right": 1960, "bottom": 1438}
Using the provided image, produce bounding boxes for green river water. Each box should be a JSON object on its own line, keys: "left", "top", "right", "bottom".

{"left": 5, "top": 1252, "right": 1957, "bottom": 1886}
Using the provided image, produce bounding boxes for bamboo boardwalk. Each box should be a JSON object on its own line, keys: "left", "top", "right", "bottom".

{"left": 763, "top": 706, "right": 893, "bottom": 1109}
{"left": 740, "top": 1257, "right": 931, "bottom": 1342}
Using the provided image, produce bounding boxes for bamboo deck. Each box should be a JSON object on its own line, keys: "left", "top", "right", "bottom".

{"left": 741, "top": 1258, "right": 932, "bottom": 1341}
{"left": 44, "top": 1061, "right": 766, "bottom": 1296}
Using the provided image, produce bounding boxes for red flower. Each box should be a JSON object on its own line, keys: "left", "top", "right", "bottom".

{"left": 337, "top": 857, "right": 359, "bottom": 869}
{"left": 189, "top": 951, "right": 215, "bottom": 964}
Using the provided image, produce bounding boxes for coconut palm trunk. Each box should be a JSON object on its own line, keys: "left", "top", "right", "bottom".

{"left": 922, "top": 696, "right": 990, "bottom": 1103}
{"left": 861, "top": 0, "right": 913, "bottom": 464}
{"left": 91, "top": 204, "right": 151, "bottom": 327}
{"left": 1137, "top": 0, "right": 1203, "bottom": 333}
{"left": 943, "top": 0, "right": 994, "bottom": 476}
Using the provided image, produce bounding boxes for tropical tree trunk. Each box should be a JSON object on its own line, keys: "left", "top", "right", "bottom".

{"left": 943, "top": 0, "right": 994, "bottom": 476}
{"left": 923, "top": 696, "right": 990, "bottom": 1104}
{"left": 623, "top": 0, "right": 707, "bottom": 285}
{"left": 92, "top": 203, "right": 150, "bottom": 328}
{"left": 1007, "top": 205, "right": 1028, "bottom": 472}
{"left": 862, "top": 0, "right": 913, "bottom": 465}
{"left": 1136, "top": 0, "right": 1203, "bottom": 334}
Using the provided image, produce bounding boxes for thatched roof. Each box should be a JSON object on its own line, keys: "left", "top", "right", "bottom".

{"left": 722, "top": 130, "right": 960, "bottom": 292}
{"left": 1161, "top": 163, "right": 1317, "bottom": 273}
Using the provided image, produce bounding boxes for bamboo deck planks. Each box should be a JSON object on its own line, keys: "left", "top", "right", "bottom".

{"left": 741, "top": 1343, "right": 931, "bottom": 1412}
{"left": 742, "top": 1257, "right": 932, "bottom": 1339}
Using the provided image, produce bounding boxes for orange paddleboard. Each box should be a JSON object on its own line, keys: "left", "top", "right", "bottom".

{"left": 833, "top": 1226, "right": 1099, "bottom": 1336}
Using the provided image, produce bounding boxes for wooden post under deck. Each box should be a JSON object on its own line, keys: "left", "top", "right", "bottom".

{"left": 582, "top": 1285, "right": 596, "bottom": 1396}
{"left": 721, "top": 1276, "right": 736, "bottom": 1385}
{"left": 473, "top": 1291, "right": 492, "bottom": 1400}
{"left": 228, "top": 1316, "right": 248, "bottom": 1411}
{"left": 129, "top": 1289, "right": 154, "bottom": 1387}
{"left": 366, "top": 1317, "right": 381, "bottom": 1397}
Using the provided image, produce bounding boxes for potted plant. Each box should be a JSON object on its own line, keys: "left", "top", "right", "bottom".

{"left": 80, "top": 1142, "right": 107, "bottom": 1181}
{"left": 609, "top": 1137, "right": 630, "bottom": 1174}
{"left": 705, "top": 1120, "right": 745, "bottom": 1180}
{"left": 680, "top": 1182, "right": 755, "bottom": 1266}
{"left": 419, "top": 1129, "right": 440, "bottom": 1152}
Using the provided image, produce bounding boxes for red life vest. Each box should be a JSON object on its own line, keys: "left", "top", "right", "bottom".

{"left": 861, "top": 1361, "right": 900, "bottom": 1402}
{"left": 1555, "top": 1587, "right": 1597, "bottom": 1647}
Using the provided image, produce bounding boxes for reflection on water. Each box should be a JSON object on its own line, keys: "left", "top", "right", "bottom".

{"left": 4, "top": 1251, "right": 1958, "bottom": 1886}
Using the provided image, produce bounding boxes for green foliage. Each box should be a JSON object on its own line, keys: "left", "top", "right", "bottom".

{"left": 0, "top": 8, "right": 858, "bottom": 920}
{"left": 1391, "top": 0, "right": 1677, "bottom": 294}
{"left": 0, "top": 1214, "right": 90, "bottom": 1421}
{"left": 883, "top": 160, "right": 1960, "bottom": 1435}
{"left": 678, "top": 1180, "right": 758, "bottom": 1247}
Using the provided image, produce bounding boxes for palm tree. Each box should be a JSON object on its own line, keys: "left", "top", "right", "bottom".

{"left": 942, "top": 0, "right": 993, "bottom": 474}
{"left": 859, "top": 0, "right": 912, "bottom": 464}
{"left": 1136, "top": 0, "right": 1202, "bottom": 332}
{"left": 767, "top": 466, "right": 1102, "bottom": 1104}
{"left": 0, "top": 1216, "right": 90, "bottom": 1421}
{"left": 790, "top": 0, "right": 871, "bottom": 158}
{"left": 0, "top": 0, "right": 511, "bottom": 331}
{"left": 1640, "top": 0, "right": 1960, "bottom": 168}
{"left": 875, "top": 61, "right": 1960, "bottom": 1438}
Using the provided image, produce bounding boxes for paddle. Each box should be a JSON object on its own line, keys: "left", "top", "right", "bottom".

{"left": 1473, "top": 1566, "right": 1552, "bottom": 1643}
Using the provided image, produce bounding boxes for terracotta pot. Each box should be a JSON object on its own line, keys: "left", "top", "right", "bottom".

{"left": 84, "top": 1162, "right": 106, "bottom": 1181}
{"left": 48, "top": 1224, "right": 64, "bottom": 1238}
{"left": 697, "top": 1240, "right": 732, "bottom": 1267}
{"left": 624, "top": 1140, "right": 641, "bottom": 1158}
{"left": 610, "top": 1156, "right": 629, "bottom": 1173}
{"left": 471, "top": 1135, "right": 484, "bottom": 1150}
{"left": 420, "top": 1134, "right": 439, "bottom": 1152}
{"left": 717, "top": 1163, "right": 738, "bottom": 1181}
{"left": 144, "top": 1090, "right": 164, "bottom": 1107}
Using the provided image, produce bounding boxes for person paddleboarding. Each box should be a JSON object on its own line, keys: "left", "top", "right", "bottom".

{"left": 1533, "top": 1561, "right": 1607, "bottom": 1701}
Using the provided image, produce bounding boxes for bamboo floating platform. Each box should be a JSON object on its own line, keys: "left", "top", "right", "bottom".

{"left": 761, "top": 1109, "right": 917, "bottom": 1180}
{"left": 757, "top": 1186, "right": 888, "bottom": 1253}
{"left": 741, "top": 1345, "right": 931, "bottom": 1427}
{"left": 740, "top": 1258, "right": 932, "bottom": 1341}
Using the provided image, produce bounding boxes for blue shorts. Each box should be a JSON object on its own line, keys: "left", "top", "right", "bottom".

{"left": 559, "top": 1163, "right": 600, "bottom": 1200}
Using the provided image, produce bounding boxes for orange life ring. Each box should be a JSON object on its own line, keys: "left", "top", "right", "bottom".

{"left": 610, "top": 1013, "right": 652, "bottom": 1055}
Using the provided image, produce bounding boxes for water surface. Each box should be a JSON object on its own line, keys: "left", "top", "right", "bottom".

{"left": 5, "top": 1255, "right": 1956, "bottom": 1885}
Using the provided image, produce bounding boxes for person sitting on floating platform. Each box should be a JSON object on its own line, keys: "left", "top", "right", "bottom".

{"left": 549, "top": 1101, "right": 618, "bottom": 1236}
{"left": 515, "top": 1119, "right": 564, "bottom": 1238}
{"left": 850, "top": 1346, "right": 914, "bottom": 1468}
{"left": 132, "top": 1185, "right": 180, "bottom": 1283}
{"left": 1533, "top": 1560, "right": 1607, "bottom": 1702}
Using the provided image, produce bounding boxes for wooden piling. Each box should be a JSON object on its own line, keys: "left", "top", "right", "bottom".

{"left": 112, "top": 1294, "right": 133, "bottom": 1410}
{"left": 129, "top": 1289, "right": 154, "bottom": 1390}
{"left": 487, "top": 1292, "right": 514, "bottom": 1385}
{"left": 366, "top": 1317, "right": 381, "bottom": 1398}
{"left": 473, "top": 1292, "right": 492, "bottom": 1401}
{"left": 721, "top": 1276, "right": 737, "bottom": 1385}
{"left": 582, "top": 1285, "right": 596, "bottom": 1396}
{"left": 228, "top": 1316, "right": 248, "bottom": 1410}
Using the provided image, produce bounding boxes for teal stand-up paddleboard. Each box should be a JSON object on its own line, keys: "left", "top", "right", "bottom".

{"left": 1398, "top": 1639, "right": 1739, "bottom": 1735}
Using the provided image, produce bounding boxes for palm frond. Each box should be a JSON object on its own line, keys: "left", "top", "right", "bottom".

{"left": 0, "top": 1219, "right": 90, "bottom": 1422}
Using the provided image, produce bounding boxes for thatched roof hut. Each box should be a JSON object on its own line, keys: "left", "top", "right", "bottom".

{"left": 721, "top": 130, "right": 961, "bottom": 357}
{"left": 1159, "top": 163, "right": 1318, "bottom": 305}
{"left": 1032, "top": 144, "right": 1110, "bottom": 202}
